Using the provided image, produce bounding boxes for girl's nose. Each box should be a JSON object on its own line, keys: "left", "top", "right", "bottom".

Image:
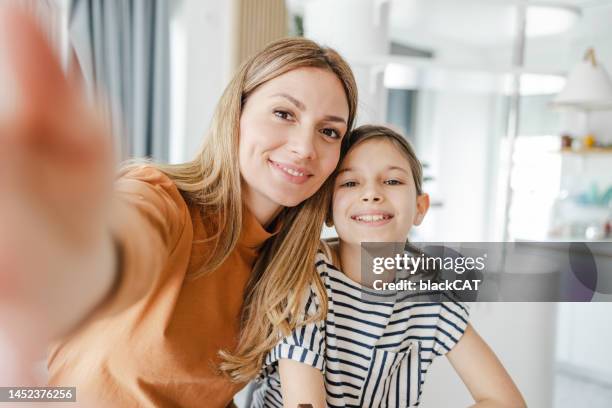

{"left": 361, "top": 188, "right": 383, "bottom": 203}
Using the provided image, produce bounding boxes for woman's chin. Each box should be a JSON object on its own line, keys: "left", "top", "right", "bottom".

{"left": 267, "top": 190, "right": 312, "bottom": 208}
{"left": 275, "top": 196, "right": 305, "bottom": 208}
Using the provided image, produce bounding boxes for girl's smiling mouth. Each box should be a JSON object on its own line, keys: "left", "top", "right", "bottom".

{"left": 350, "top": 211, "right": 394, "bottom": 226}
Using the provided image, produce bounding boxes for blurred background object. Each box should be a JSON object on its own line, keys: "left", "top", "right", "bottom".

{"left": 68, "top": 0, "right": 171, "bottom": 161}
{"left": 5, "top": 0, "right": 612, "bottom": 406}
{"left": 551, "top": 48, "right": 612, "bottom": 111}
{"left": 233, "top": 0, "right": 288, "bottom": 69}
{"left": 1, "top": 0, "right": 64, "bottom": 53}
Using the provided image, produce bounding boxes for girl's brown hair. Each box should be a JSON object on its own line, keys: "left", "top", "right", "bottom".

{"left": 140, "top": 38, "right": 357, "bottom": 381}
{"left": 341, "top": 125, "right": 423, "bottom": 194}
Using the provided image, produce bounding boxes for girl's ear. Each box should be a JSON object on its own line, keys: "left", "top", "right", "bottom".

{"left": 413, "top": 193, "right": 430, "bottom": 226}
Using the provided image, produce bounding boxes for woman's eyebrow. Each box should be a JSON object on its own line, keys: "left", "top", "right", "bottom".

{"left": 323, "top": 115, "right": 347, "bottom": 124}
{"left": 272, "top": 93, "right": 306, "bottom": 111}
{"left": 272, "top": 93, "right": 347, "bottom": 124}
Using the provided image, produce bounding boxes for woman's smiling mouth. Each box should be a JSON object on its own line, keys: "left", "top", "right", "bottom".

{"left": 268, "top": 159, "right": 313, "bottom": 184}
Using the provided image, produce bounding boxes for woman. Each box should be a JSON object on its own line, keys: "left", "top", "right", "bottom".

{"left": 0, "top": 8, "right": 357, "bottom": 407}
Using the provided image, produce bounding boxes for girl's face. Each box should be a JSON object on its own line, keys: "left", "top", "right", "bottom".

{"left": 332, "top": 138, "right": 429, "bottom": 245}
{"left": 239, "top": 67, "right": 349, "bottom": 222}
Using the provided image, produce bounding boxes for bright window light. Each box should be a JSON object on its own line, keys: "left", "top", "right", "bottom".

{"left": 527, "top": 5, "right": 580, "bottom": 37}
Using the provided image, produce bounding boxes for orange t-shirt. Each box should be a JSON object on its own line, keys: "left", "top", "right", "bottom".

{"left": 47, "top": 166, "right": 278, "bottom": 407}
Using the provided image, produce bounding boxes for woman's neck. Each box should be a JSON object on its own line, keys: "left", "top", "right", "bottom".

{"left": 242, "top": 188, "right": 283, "bottom": 229}
{"left": 338, "top": 241, "right": 363, "bottom": 284}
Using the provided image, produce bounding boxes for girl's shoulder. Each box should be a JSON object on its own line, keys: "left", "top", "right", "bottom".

{"left": 315, "top": 241, "right": 340, "bottom": 282}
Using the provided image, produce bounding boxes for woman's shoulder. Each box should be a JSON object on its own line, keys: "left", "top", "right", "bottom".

{"left": 113, "top": 163, "right": 194, "bottom": 242}
{"left": 116, "top": 163, "right": 189, "bottom": 209}
{"left": 118, "top": 163, "right": 176, "bottom": 188}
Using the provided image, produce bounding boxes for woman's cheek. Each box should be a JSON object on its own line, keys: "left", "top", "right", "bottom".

{"left": 320, "top": 144, "right": 342, "bottom": 177}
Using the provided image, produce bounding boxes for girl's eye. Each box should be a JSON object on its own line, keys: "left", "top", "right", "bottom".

{"left": 321, "top": 128, "right": 341, "bottom": 139}
{"left": 274, "top": 110, "right": 293, "bottom": 120}
{"left": 385, "top": 179, "right": 402, "bottom": 185}
{"left": 340, "top": 181, "right": 357, "bottom": 188}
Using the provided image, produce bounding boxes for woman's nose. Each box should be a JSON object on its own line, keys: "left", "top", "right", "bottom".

{"left": 287, "top": 129, "right": 317, "bottom": 161}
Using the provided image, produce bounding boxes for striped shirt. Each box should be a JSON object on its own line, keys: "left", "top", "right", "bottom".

{"left": 252, "top": 251, "right": 469, "bottom": 408}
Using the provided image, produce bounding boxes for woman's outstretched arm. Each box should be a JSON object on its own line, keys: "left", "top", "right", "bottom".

{"left": 0, "top": 7, "right": 187, "bottom": 358}
{"left": 0, "top": 6, "right": 118, "bottom": 347}
{"left": 446, "top": 324, "right": 527, "bottom": 408}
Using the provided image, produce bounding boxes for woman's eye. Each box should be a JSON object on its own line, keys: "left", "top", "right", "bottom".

{"left": 384, "top": 179, "right": 402, "bottom": 185}
{"left": 340, "top": 181, "right": 357, "bottom": 188}
{"left": 274, "top": 110, "right": 293, "bottom": 120}
{"left": 321, "top": 128, "right": 340, "bottom": 139}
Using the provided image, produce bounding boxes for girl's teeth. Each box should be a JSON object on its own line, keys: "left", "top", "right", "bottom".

{"left": 357, "top": 215, "right": 386, "bottom": 222}
{"left": 282, "top": 167, "right": 304, "bottom": 177}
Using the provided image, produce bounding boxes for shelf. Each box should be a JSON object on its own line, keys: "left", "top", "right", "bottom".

{"left": 516, "top": 236, "right": 612, "bottom": 243}
{"left": 559, "top": 147, "right": 612, "bottom": 155}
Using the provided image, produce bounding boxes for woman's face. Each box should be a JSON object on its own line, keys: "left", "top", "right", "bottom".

{"left": 332, "top": 138, "right": 429, "bottom": 245}
{"left": 239, "top": 67, "right": 349, "bottom": 223}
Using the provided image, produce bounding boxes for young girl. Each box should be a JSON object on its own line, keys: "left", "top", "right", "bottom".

{"left": 0, "top": 8, "right": 358, "bottom": 407}
{"left": 253, "top": 125, "right": 526, "bottom": 407}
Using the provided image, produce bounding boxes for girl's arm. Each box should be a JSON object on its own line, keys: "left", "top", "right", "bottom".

{"left": 446, "top": 324, "right": 527, "bottom": 408}
{"left": 279, "top": 359, "right": 327, "bottom": 408}
{"left": 270, "top": 283, "right": 327, "bottom": 408}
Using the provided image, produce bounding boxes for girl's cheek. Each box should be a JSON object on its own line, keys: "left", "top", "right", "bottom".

{"left": 334, "top": 191, "right": 353, "bottom": 211}
{"left": 331, "top": 193, "right": 343, "bottom": 212}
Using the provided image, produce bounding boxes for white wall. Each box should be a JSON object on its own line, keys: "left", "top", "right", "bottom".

{"left": 556, "top": 303, "right": 612, "bottom": 382}
{"left": 421, "top": 303, "right": 556, "bottom": 407}
{"left": 414, "top": 89, "right": 499, "bottom": 242}
{"left": 169, "top": 0, "right": 235, "bottom": 163}
{"left": 304, "top": 0, "right": 390, "bottom": 124}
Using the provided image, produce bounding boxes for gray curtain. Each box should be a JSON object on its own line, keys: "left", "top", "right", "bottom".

{"left": 69, "top": 0, "right": 170, "bottom": 161}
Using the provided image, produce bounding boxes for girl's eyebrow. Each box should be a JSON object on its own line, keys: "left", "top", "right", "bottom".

{"left": 336, "top": 167, "right": 353, "bottom": 175}
{"left": 388, "top": 166, "right": 410, "bottom": 174}
{"left": 337, "top": 165, "right": 409, "bottom": 175}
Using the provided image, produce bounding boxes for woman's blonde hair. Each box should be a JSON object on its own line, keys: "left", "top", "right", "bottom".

{"left": 153, "top": 38, "right": 357, "bottom": 381}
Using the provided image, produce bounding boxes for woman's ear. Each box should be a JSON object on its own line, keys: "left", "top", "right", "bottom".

{"left": 413, "top": 193, "right": 430, "bottom": 226}
{"left": 324, "top": 199, "right": 334, "bottom": 227}
{"left": 325, "top": 213, "right": 334, "bottom": 227}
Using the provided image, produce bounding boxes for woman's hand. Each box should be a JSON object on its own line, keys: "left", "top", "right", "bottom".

{"left": 446, "top": 324, "right": 527, "bottom": 408}
{"left": 0, "top": 7, "right": 117, "bottom": 357}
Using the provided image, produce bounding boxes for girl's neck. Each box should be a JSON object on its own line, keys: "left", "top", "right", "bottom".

{"left": 338, "top": 241, "right": 363, "bottom": 284}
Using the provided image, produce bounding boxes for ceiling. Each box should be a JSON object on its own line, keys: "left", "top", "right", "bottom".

{"left": 388, "top": 0, "right": 612, "bottom": 50}
{"left": 534, "top": 0, "right": 611, "bottom": 5}
{"left": 288, "top": 0, "right": 612, "bottom": 50}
